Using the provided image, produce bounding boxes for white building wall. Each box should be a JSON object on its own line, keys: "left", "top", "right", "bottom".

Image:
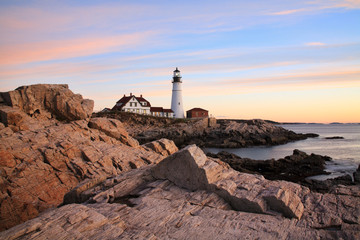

{"left": 171, "top": 82, "right": 184, "bottom": 118}
{"left": 122, "top": 97, "right": 150, "bottom": 114}
{"left": 164, "top": 112, "right": 174, "bottom": 118}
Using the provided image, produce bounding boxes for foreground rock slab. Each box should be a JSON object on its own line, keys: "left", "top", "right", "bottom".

{"left": 1, "top": 158, "right": 359, "bottom": 239}
{"left": 152, "top": 145, "right": 305, "bottom": 219}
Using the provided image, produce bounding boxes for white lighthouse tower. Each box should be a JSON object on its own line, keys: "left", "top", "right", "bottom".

{"left": 171, "top": 67, "right": 184, "bottom": 118}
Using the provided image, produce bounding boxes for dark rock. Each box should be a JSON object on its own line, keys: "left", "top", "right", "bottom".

{"left": 325, "top": 136, "right": 344, "bottom": 139}
{"left": 208, "top": 150, "right": 359, "bottom": 193}
{"left": 303, "top": 174, "right": 354, "bottom": 193}
{"left": 207, "top": 149, "right": 331, "bottom": 184}
{"left": 354, "top": 164, "right": 360, "bottom": 183}
{"left": 304, "top": 133, "right": 319, "bottom": 138}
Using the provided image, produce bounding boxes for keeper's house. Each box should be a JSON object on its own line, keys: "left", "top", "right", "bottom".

{"left": 112, "top": 93, "right": 173, "bottom": 118}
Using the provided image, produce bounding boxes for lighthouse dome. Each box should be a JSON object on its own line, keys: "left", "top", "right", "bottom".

{"left": 172, "top": 67, "right": 182, "bottom": 83}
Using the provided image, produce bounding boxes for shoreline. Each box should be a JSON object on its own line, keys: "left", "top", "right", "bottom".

{"left": 1, "top": 84, "right": 359, "bottom": 238}
{"left": 207, "top": 149, "right": 360, "bottom": 193}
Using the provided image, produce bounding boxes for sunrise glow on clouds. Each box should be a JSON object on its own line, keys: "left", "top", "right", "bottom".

{"left": 0, "top": 0, "right": 359, "bottom": 123}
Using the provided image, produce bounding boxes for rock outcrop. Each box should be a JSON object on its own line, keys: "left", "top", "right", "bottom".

{"left": 152, "top": 145, "right": 305, "bottom": 219}
{"left": 0, "top": 84, "right": 93, "bottom": 121}
{"left": 0, "top": 118, "right": 173, "bottom": 230}
{"left": 0, "top": 105, "right": 48, "bottom": 132}
{"left": 94, "top": 112, "right": 318, "bottom": 148}
{"left": 142, "top": 138, "right": 179, "bottom": 157}
{"left": 325, "top": 136, "right": 344, "bottom": 139}
{"left": 1, "top": 146, "right": 359, "bottom": 239}
{"left": 205, "top": 119, "right": 318, "bottom": 148}
{"left": 88, "top": 117, "right": 139, "bottom": 147}
{"left": 0, "top": 85, "right": 178, "bottom": 231}
{"left": 208, "top": 149, "right": 331, "bottom": 183}
{"left": 207, "top": 150, "right": 360, "bottom": 193}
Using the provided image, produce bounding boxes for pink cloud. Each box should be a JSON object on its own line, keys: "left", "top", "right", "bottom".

{"left": 269, "top": 8, "right": 306, "bottom": 16}
{"left": 0, "top": 32, "right": 154, "bottom": 65}
{"left": 305, "top": 42, "right": 326, "bottom": 46}
{"left": 316, "top": 0, "right": 360, "bottom": 9}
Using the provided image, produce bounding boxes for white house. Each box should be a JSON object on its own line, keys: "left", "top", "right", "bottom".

{"left": 112, "top": 93, "right": 151, "bottom": 115}
{"left": 112, "top": 93, "right": 174, "bottom": 118}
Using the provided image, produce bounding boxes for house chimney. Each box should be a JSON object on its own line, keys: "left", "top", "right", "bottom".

{"left": 123, "top": 94, "right": 125, "bottom": 97}
{"left": 140, "top": 94, "right": 143, "bottom": 98}
{"left": 130, "top": 93, "right": 132, "bottom": 96}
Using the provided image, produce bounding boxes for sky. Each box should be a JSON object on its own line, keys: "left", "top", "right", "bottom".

{"left": 0, "top": 0, "right": 359, "bottom": 123}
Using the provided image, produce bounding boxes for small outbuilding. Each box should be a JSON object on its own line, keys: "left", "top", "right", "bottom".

{"left": 150, "top": 107, "right": 174, "bottom": 118}
{"left": 186, "top": 108, "right": 208, "bottom": 118}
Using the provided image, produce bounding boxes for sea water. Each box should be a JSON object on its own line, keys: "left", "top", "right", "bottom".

{"left": 207, "top": 124, "right": 360, "bottom": 180}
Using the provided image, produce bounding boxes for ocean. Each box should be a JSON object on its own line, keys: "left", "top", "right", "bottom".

{"left": 207, "top": 124, "right": 360, "bottom": 180}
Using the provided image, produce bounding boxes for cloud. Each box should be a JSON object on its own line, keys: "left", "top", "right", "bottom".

{"left": 269, "top": 8, "right": 306, "bottom": 16}
{"left": 0, "top": 31, "right": 154, "bottom": 65}
{"left": 314, "top": 0, "right": 360, "bottom": 9}
{"left": 267, "top": 0, "right": 360, "bottom": 16}
{"left": 305, "top": 42, "right": 326, "bottom": 46}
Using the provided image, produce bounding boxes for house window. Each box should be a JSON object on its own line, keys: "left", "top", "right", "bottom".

{"left": 134, "top": 103, "right": 137, "bottom": 107}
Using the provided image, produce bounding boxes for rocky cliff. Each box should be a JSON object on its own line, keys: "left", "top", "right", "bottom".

{"left": 0, "top": 84, "right": 178, "bottom": 231}
{"left": 0, "top": 145, "right": 359, "bottom": 239}
{"left": 94, "top": 111, "right": 318, "bottom": 148}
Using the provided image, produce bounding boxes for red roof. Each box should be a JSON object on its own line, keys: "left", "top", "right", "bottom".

{"left": 136, "top": 96, "right": 151, "bottom": 107}
{"left": 187, "top": 108, "right": 208, "bottom": 113}
{"left": 150, "top": 107, "right": 163, "bottom": 112}
{"left": 113, "top": 94, "right": 151, "bottom": 111}
{"left": 150, "top": 107, "right": 173, "bottom": 113}
{"left": 116, "top": 96, "right": 132, "bottom": 105}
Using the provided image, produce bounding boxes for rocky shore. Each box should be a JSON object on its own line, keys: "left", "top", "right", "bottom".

{"left": 0, "top": 84, "right": 359, "bottom": 239}
{"left": 207, "top": 150, "right": 360, "bottom": 193}
{"left": 94, "top": 111, "right": 319, "bottom": 148}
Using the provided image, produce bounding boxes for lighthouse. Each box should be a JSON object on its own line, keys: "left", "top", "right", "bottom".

{"left": 171, "top": 67, "right": 184, "bottom": 118}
